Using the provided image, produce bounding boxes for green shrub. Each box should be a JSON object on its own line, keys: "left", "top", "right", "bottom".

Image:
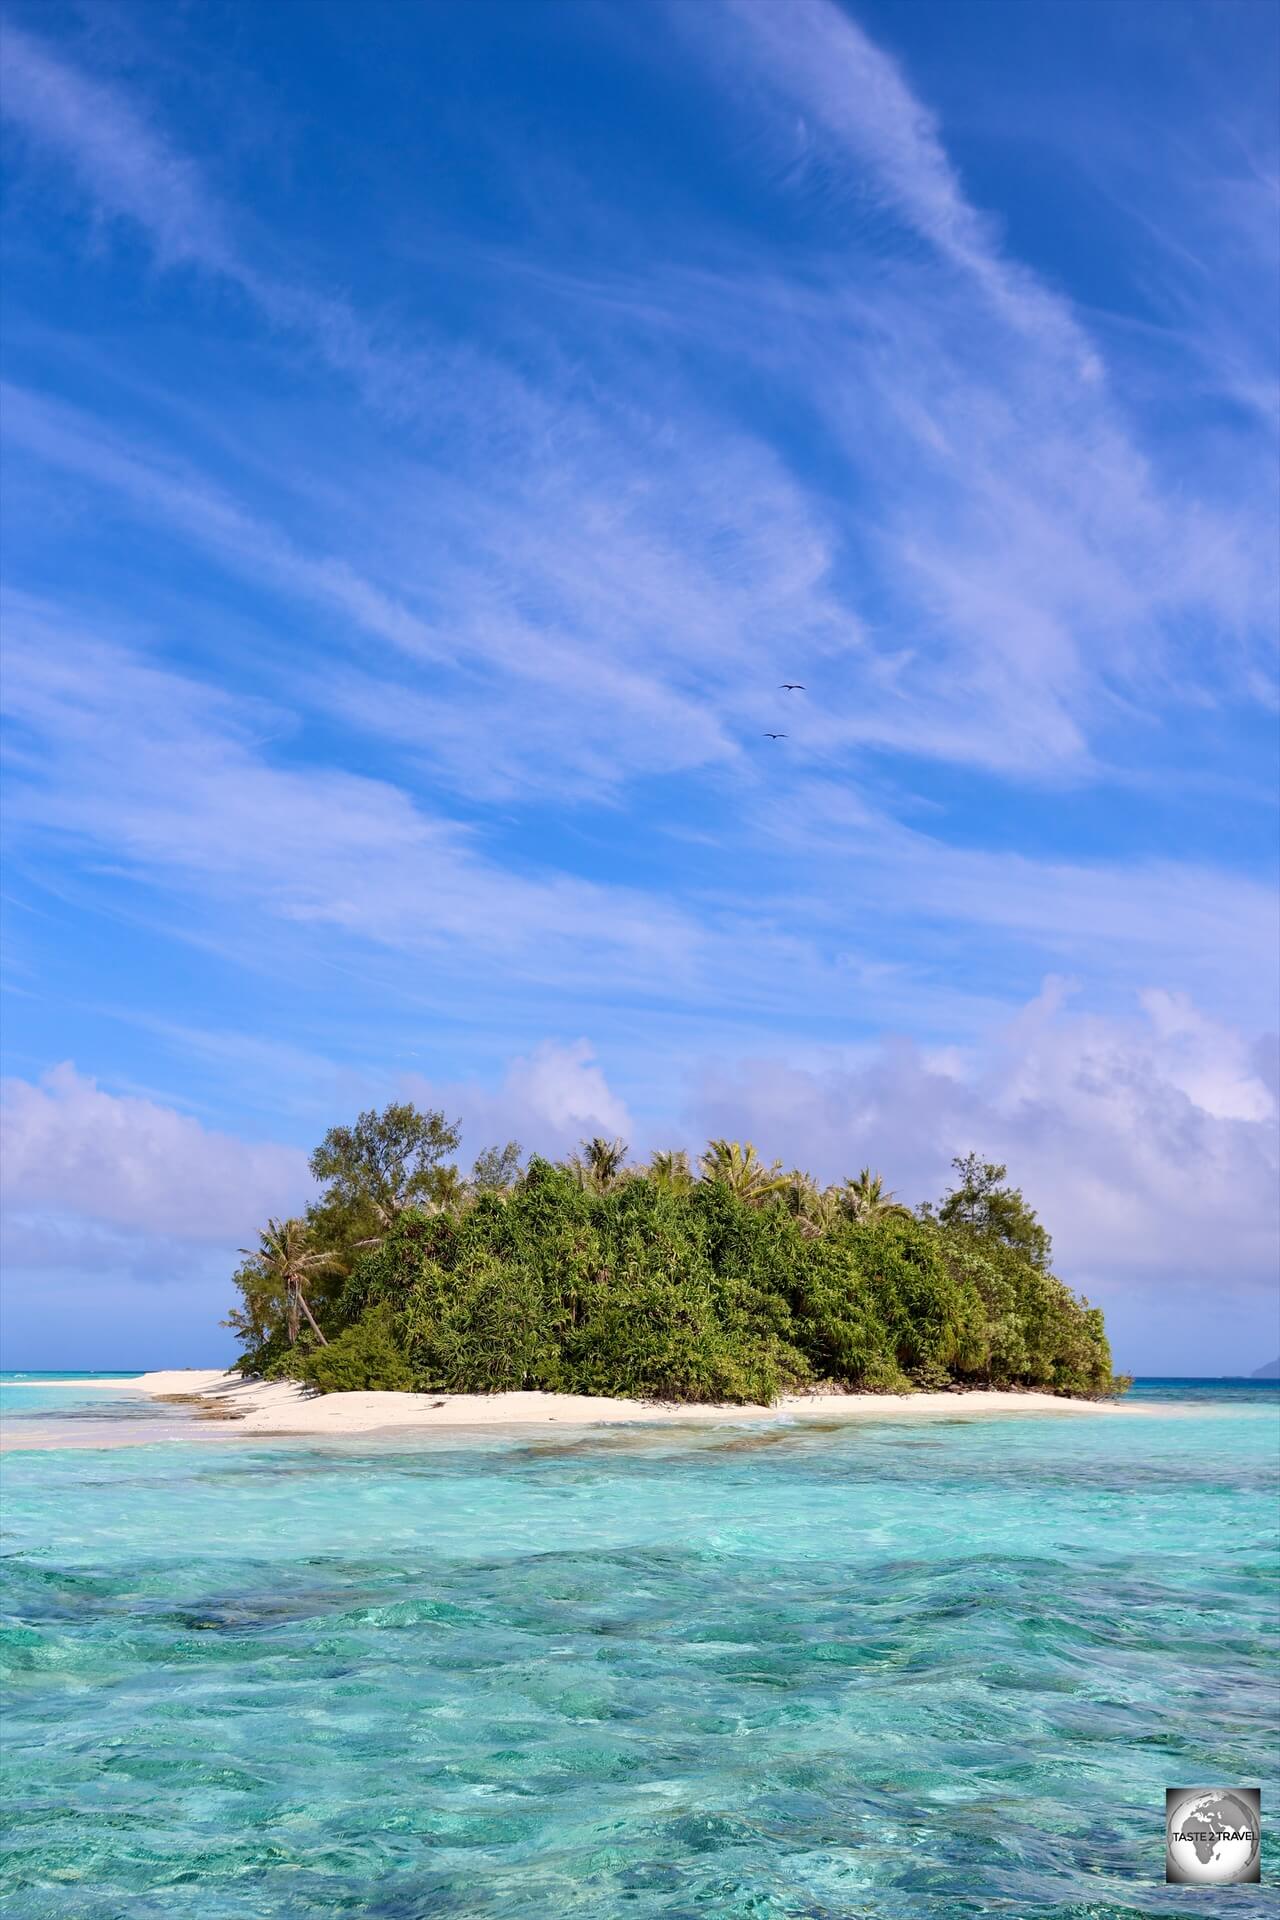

{"left": 562, "top": 1253, "right": 803, "bottom": 1404}
{"left": 906, "top": 1359, "right": 953, "bottom": 1391}
{"left": 300, "top": 1304, "right": 414, "bottom": 1393}
{"left": 400, "top": 1252, "right": 561, "bottom": 1393}
{"left": 792, "top": 1235, "right": 900, "bottom": 1387}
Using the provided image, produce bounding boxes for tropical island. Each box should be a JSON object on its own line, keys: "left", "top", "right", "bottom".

{"left": 223, "top": 1103, "right": 1127, "bottom": 1407}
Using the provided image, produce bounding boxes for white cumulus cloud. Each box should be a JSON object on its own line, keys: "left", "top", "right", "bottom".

{"left": 0, "top": 1064, "right": 311, "bottom": 1244}
{"left": 407, "top": 1040, "right": 634, "bottom": 1165}
{"left": 685, "top": 982, "right": 1278, "bottom": 1292}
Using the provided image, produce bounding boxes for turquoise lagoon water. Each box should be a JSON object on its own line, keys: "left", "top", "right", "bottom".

{"left": 1, "top": 1379, "right": 1276, "bottom": 1918}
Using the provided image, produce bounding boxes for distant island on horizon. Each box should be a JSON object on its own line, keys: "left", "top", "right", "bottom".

{"left": 1251, "top": 1357, "right": 1280, "bottom": 1379}
{"left": 225, "top": 1102, "right": 1128, "bottom": 1405}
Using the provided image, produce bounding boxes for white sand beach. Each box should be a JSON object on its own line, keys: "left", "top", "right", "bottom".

{"left": 51, "top": 1369, "right": 1123, "bottom": 1436}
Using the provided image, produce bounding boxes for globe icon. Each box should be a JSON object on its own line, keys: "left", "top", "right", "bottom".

{"left": 1166, "top": 1789, "right": 1260, "bottom": 1884}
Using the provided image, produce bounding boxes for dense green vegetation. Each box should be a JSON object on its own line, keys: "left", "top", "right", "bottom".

{"left": 228, "top": 1106, "right": 1127, "bottom": 1401}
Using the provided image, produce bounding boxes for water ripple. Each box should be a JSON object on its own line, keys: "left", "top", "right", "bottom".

{"left": 1, "top": 1384, "right": 1276, "bottom": 1916}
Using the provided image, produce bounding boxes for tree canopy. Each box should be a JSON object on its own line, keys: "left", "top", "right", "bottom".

{"left": 471, "top": 1141, "right": 524, "bottom": 1192}
{"left": 306, "top": 1102, "right": 462, "bottom": 1251}
{"left": 938, "top": 1153, "right": 1053, "bottom": 1269}
{"left": 229, "top": 1107, "right": 1125, "bottom": 1404}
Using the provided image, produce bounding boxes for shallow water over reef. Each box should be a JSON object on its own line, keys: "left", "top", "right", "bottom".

{"left": 2, "top": 1380, "right": 1276, "bottom": 1917}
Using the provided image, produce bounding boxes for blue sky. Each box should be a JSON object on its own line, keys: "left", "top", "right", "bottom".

{"left": 1, "top": 0, "right": 1276, "bottom": 1374}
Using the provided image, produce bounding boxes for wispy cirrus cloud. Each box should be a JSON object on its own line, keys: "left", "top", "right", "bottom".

{"left": 0, "top": 605, "right": 705, "bottom": 994}
{"left": 1, "top": 3, "right": 1275, "bottom": 1368}
{"left": 0, "top": 14, "right": 546, "bottom": 450}
{"left": 4, "top": 599, "right": 1272, "bottom": 1046}
{"left": 0, "top": 17, "right": 234, "bottom": 270}
{"left": 0, "top": 383, "right": 449, "bottom": 662}
{"left": 745, "top": 776, "right": 1279, "bottom": 1030}
{"left": 6, "top": 5, "right": 1270, "bottom": 801}
{"left": 673, "top": 0, "right": 1101, "bottom": 368}
{"left": 0, "top": 384, "right": 767, "bottom": 799}
{"left": 656, "top": 0, "right": 1278, "bottom": 762}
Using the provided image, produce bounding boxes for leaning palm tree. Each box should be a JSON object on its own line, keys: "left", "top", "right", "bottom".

{"left": 648, "top": 1149, "right": 693, "bottom": 1195}
{"left": 697, "top": 1139, "right": 788, "bottom": 1206}
{"left": 840, "top": 1168, "right": 911, "bottom": 1224}
{"left": 239, "top": 1217, "right": 340, "bottom": 1347}
{"left": 567, "top": 1136, "right": 630, "bottom": 1194}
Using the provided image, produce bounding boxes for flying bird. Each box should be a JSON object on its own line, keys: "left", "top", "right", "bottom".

{"left": 764, "top": 732, "right": 787, "bottom": 740}
{"left": 779, "top": 683, "right": 805, "bottom": 691}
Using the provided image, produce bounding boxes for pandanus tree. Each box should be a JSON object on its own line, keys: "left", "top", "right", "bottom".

{"left": 240, "top": 1217, "right": 340, "bottom": 1347}
{"left": 840, "top": 1168, "right": 910, "bottom": 1224}
{"left": 697, "top": 1139, "right": 788, "bottom": 1206}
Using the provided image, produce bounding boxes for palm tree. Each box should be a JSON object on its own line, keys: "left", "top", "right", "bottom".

{"left": 568, "top": 1136, "right": 630, "bottom": 1194}
{"left": 648, "top": 1149, "right": 693, "bottom": 1194}
{"left": 840, "top": 1168, "right": 910, "bottom": 1224}
{"left": 780, "top": 1169, "right": 841, "bottom": 1238}
{"left": 697, "top": 1139, "right": 788, "bottom": 1206}
{"left": 240, "top": 1217, "right": 340, "bottom": 1347}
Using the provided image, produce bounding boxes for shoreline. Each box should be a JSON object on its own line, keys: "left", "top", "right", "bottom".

{"left": 13, "top": 1369, "right": 1127, "bottom": 1437}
